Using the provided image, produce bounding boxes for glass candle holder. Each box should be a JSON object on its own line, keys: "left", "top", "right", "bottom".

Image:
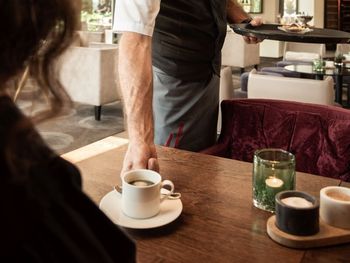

{"left": 253, "top": 149, "right": 296, "bottom": 212}
{"left": 334, "top": 53, "right": 344, "bottom": 68}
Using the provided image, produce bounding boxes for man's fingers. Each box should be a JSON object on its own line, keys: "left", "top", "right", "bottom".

{"left": 250, "top": 17, "right": 263, "bottom": 27}
{"left": 243, "top": 36, "right": 250, "bottom": 43}
{"left": 120, "top": 158, "right": 159, "bottom": 178}
{"left": 243, "top": 36, "right": 262, "bottom": 44}
{"left": 148, "top": 158, "right": 160, "bottom": 173}
{"left": 241, "top": 17, "right": 264, "bottom": 44}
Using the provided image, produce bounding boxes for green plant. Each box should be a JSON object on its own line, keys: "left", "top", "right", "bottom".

{"left": 81, "top": 11, "right": 89, "bottom": 22}
{"left": 80, "top": 11, "right": 112, "bottom": 31}
{"left": 334, "top": 53, "right": 345, "bottom": 63}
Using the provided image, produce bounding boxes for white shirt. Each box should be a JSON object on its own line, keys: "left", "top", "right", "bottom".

{"left": 113, "top": 0, "right": 161, "bottom": 36}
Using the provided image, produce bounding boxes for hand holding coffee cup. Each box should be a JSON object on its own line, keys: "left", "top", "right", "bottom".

{"left": 121, "top": 169, "right": 175, "bottom": 219}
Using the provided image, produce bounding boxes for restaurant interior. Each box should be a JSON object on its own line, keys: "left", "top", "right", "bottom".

{"left": 16, "top": 0, "right": 350, "bottom": 153}
{"left": 7, "top": 0, "right": 350, "bottom": 262}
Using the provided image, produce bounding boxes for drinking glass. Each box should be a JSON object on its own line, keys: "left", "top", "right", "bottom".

{"left": 296, "top": 13, "right": 313, "bottom": 27}
{"left": 253, "top": 148, "right": 296, "bottom": 212}
{"left": 334, "top": 53, "right": 344, "bottom": 68}
{"left": 312, "top": 58, "right": 325, "bottom": 72}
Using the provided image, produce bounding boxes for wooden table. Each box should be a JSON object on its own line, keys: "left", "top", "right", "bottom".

{"left": 64, "top": 137, "right": 350, "bottom": 263}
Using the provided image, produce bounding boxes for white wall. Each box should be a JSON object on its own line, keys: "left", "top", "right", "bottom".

{"left": 298, "top": 0, "right": 313, "bottom": 15}
{"left": 253, "top": 0, "right": 324, "bottom": 27}
{"left": 313, "top": 0, "right": 324, "bottom": 28}
{"left": 253, "top": 0, "right": 279, "bottom": 23}
{"left": 254, "top": 0, "right": 325, "bottom": 58}
{"left": 297, "top": 0, "right": 324, "bottom": 27}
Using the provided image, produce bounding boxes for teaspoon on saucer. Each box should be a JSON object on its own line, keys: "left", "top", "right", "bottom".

{"left": 114, "top": 185, "right": 181, "bottom": 200}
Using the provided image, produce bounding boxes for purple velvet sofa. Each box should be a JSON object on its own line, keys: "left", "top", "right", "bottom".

{"left": 201, "top": 99, "right": 350, "bottom": 182}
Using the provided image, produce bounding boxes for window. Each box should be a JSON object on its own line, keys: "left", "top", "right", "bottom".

{"left": 238, "top": 0, "right": 263, "bottom": 14}
{"left": 81, "top": 0, "right": 113, "bottom": 31}
{"left": 279, "top": 0, "right": 298, "bottom": 17}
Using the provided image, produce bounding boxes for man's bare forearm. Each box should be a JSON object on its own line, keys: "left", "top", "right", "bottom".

{"left": 118, "top": 32, "right": 154, "bottom": 145}
{"left": 226, "top": 0, "right": 263, "bottom": 44}
{"left": 226, "top": 0, "right": 251, "bottom": 24}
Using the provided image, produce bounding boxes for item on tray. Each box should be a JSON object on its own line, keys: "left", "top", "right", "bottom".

{"left": 296, "top": 14, "right": 313, "bottom": 27}
{"left": 285, "top": 23, "right": 304, "bottom": 32}
{"left": 278, "top": 23, "right": 310, "bottom": 33}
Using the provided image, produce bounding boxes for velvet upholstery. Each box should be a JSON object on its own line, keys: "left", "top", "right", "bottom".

{"left": 202, "top": 99, "right": 350, "bottom": 182}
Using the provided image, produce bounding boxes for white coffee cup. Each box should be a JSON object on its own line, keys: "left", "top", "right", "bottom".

{"left": 121, "top": 169, "right": 175, "bottom": 219}
{"left": 320, "top": 186, "right": 350, "bottom": 229}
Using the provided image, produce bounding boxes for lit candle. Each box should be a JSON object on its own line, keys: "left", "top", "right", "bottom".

{"left": 281, "top": 197, "right": 313, "bottom": 208}
{"left": 265, "top": 177, "right": 284, "bottom": 197}
{"left": 265, "top": 177, "right": 284, "bottom": 188}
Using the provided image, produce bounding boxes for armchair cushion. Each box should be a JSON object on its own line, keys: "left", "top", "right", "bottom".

{"left": 60, "top": 42, "right": 120, "bottom": 106}
{"left": 240, "top": 71, "right": 284, "bottom": 92}
{"left": 283, "top": 42, "right": 326, "bottom": 61}
{"left": 291, "top": 112, "right": 350, "bottom": 179}
{"left": 229, "top": 102, "right": 296, "bottom": 161}
{"left": 247, "top": 69, "right": 334, "bottom": 105}
{"left": 275, "top": 60, "right": 312, "bottom": 68}
{"left": 284, "top": 51, "right": 320, "bottom": 62}
{"left": 260, "top": 66, "right": 302, "bottom": 78}
{"left": 202, "top": 99, "right": 350, "bottom": 182}
{"left": 221, "top": 28, "right": 260, "bottom": 68}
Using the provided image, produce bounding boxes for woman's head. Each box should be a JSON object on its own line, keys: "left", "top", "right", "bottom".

{"left": 0, "top": 0, "right": 81, "bottom": 176}
{"left": 0, "top": 0, "right": 80, "bottom": 115}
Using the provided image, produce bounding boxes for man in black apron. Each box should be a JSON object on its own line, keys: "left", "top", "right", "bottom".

{"left": 114, "top": 0, "right": 262, "bottom": 173}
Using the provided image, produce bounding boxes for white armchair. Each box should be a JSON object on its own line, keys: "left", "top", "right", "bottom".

{"left": 221, "top": 27, "right": 260, "bottom": 74}
{"left": 217, "top": 66, "right": 235, "bottom": 133}
{"left": 60, "top": 42, "right": 120, "bottom": 120}
{"left": 274, "top": 42, "right": 326, "bottom": 68}
{"left": 247, "top": 69, "right": 334, "bottom": 105}
{"left": 336, "top": 44, "right": 350, "bottom": 56}
{"left": 282, "top": 42, "right": 326, "bottom": 62}
{"left": 77, "top": 30, "right": 105, "bottom": 44}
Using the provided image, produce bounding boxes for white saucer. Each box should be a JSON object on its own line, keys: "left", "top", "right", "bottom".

{"left": 277, "top": 26, "right": 313, "bottom": 34}
{"left": 99, "top": 190, "right": 183, "bottom": 229}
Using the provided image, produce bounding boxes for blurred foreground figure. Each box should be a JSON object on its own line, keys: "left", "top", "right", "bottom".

{"left": 0, "top": 1, "right": 135, "bottom": 262}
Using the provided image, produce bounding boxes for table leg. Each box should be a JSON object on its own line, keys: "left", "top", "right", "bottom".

{"left": 347, "top": 81, "right": 350, "bottom": 107}
{"left": 335, "top": 75, "right": 343, "bottom": 105}
{"left": 315, "top": 74, "right": 323, "bottom": 81}
{"left": 13, "top": 66, "right": 29, "bottom": 102}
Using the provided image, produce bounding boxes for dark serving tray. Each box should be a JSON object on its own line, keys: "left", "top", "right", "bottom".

{"left": 230, "top": 23, "right": 350, "bottom": 44}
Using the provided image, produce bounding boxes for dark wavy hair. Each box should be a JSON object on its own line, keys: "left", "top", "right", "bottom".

{"left": 0, "top": 0, "right": 80, "bottom": 117}
{"left": 0, "top": 0, "right": 80, "bottom": 176}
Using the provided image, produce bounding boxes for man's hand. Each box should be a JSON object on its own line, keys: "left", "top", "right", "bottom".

{"left": 121, "top": 140, "right": 159, "bottom": 176}
{"left": 118, "top": 32, "right": 158, "bottom": 177}
{"left": 243, "top": 17, "right": 264, "bottom": 44}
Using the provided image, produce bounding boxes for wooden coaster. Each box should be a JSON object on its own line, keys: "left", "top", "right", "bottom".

{"left": 267, "top": 215, "right": 350, "bottom": 249}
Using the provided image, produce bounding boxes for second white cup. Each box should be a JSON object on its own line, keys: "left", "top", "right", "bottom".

{"left": 121, "top": 169, "right": 174, "bottom": 219}
{"left": 320, "top": 186, "right": 350, "bottom": 229}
